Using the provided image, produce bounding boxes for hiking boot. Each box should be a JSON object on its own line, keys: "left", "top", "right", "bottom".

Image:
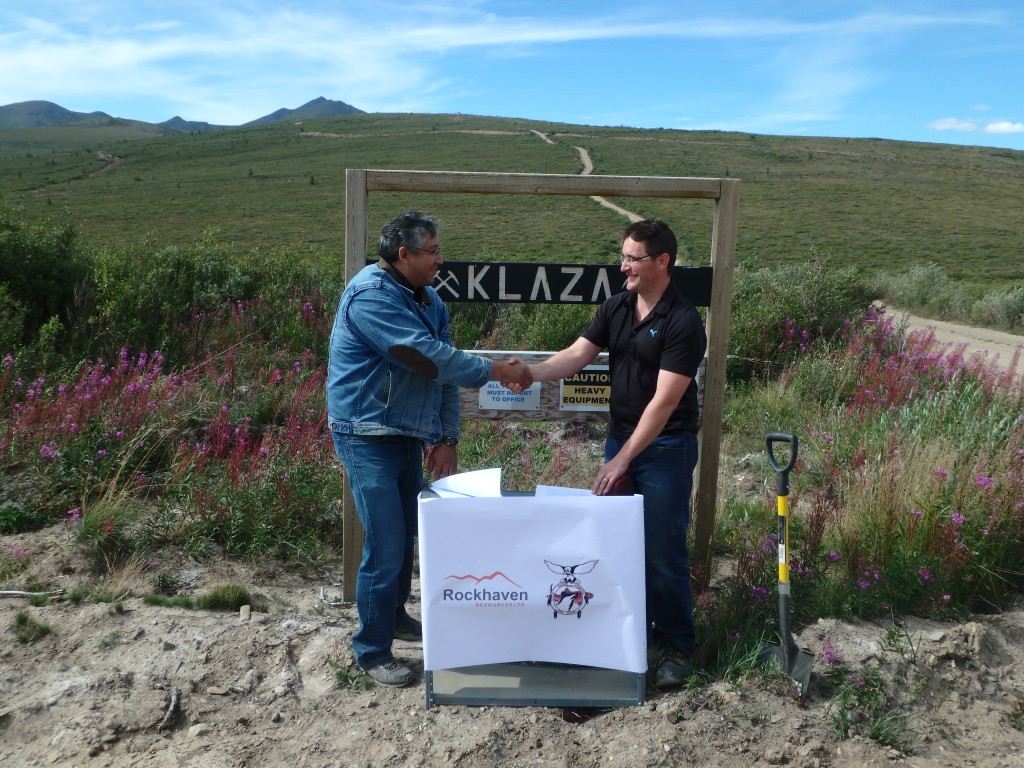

{"left": 362, "top": 658, "right": 413, "bottom": 687}
{"left": 394, "top": 615, "right": 423, "bottom": 641}
{"left": 654, "top": 651, "right": 692, "bottom": 689}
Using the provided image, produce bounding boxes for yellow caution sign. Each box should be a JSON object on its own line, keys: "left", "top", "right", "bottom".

{"left": 559, "top": 366, "right": 610, "bottom": 411}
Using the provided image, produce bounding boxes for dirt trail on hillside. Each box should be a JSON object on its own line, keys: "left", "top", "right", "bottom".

{"left": 89, "top": 151, "right": 123, "bottom": 176}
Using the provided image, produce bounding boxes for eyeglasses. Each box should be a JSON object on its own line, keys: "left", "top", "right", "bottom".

{"left": 619, "top": 253, "right": 652, "bottom": 264}
{"left": 408, "top": 245, "right": 443, "bottom": 256}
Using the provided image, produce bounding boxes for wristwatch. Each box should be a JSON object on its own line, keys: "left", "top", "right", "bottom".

{"left": 439, "top": 435, "right": 459, "bottom": 447}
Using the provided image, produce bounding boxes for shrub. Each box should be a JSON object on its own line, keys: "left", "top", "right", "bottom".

{"left": 727, "top": 259, "right": 876, "bottom": 381}
{"left": 13, "top": 611, "right": 52, "bottom": 643}
{"left": 194, "top": 584, "right": 252, "bottom": 611}
{"left": 970, "top": 284, "right": 1024, "bottom": 332}
{"left": 0, "top": 208, "right": 92, "bottom": 347}
{"left": 872, "top": 262, "right": 971, "bottom": 320}
{"left": 91, "top": 240, "right": 339, "bottom": 366}
{"left": 76, "top": 495, "right": 146, "bottom": 571}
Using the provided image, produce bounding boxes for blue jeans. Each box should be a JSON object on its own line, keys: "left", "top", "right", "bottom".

{"left": 332, "top": 432, "right": 423, "bottom": 669}
{"left": 605, "top": 431, "right": 698, "bottom": 656}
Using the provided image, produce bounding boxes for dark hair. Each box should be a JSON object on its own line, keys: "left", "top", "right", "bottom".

{"left": 378, "top": 210, "right": 439, "bottom": 263}
{"left": 621, "top": 219, "right": 677, "bottom": 268}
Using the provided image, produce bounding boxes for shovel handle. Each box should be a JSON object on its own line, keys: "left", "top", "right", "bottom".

{"left": 765, "top": 432, "right": 798, "bottom": 496}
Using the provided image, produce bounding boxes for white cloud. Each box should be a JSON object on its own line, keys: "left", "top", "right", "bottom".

{"left": 971, "top": 104, "right": 990, "bottom": 111}
{"left": 984, "top": 121, "right": 1024, "bottom": 135}
{"left": 926, "top": 117, "right": 1024, "bottom": 136}
{"left": 926, "top": 117, "right": 979, "bottom": 132}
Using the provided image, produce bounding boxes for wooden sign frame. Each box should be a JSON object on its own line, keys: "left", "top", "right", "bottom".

{"left": 341, "top": 169, "right": 739, "bottom": 599}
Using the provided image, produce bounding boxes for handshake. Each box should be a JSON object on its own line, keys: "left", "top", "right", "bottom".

{"left": 491, "top": 358, "right": 534, "bottom": 394}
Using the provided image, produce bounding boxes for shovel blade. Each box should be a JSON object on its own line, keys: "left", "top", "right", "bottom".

{"left": 760, "top": 641, "right": 815, "bottom": 699}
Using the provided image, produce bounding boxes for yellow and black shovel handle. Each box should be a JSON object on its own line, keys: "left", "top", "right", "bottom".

{"left": 764, "top": 431, "right": 814, "bottom": 697}
{"left": 766, "top": 432, "right": 798, "bottom": 584}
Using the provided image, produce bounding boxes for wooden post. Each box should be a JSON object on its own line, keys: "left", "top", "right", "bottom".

{"left": 692, "top": 179, "right": 739, "bottom": 591}
{"left": 341, "top": 170, "right": 369, "bottom": 603}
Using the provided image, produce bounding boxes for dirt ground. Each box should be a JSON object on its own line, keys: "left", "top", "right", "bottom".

{"left": 3, "top": 311, "right": 1024, "bottom": 768}
{"left": 2, "top": 524, "right": 1023, "bottom": 768}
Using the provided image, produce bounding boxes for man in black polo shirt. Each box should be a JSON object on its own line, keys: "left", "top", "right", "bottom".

{"left": 526, "top": 219, "right": 707, "bottom": 688}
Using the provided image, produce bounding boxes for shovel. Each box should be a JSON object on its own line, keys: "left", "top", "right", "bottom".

{"left": 761, "top": 431, "right": 815, "bottom": 698}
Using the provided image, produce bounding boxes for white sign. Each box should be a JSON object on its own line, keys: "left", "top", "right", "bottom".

{"left": 418, "top": 492, "right": 646, "bottom": 673}
{"left": 478, "top": 380, "right": 541, "bottom": 410}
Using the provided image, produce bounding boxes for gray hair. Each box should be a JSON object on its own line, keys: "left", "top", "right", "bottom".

{"left": 378, "top": 210, "right": 439, "bottom": 263}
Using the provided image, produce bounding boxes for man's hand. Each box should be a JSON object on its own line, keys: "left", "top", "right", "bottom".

{"left": 426, "top": 443, "right": 458, "bottom": 481}
{"left": 493, "top": 358, "right": 534, "bottom": 393}
{"left": 592, "top": 454, "right": 630, "bottom": 496}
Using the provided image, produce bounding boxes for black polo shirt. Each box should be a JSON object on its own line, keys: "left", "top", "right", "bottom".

{"left": 582, "top": 286, "right": 707, "bottom": 439}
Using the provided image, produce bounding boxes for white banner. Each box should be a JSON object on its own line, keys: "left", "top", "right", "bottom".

{"left": 418, "top": 493, "right": 646, "bottom": 672}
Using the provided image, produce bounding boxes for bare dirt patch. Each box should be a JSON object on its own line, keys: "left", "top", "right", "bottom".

{"left": 89, "top": 151, "right": 123, "bottom": 177}
{"left": 3, "top": 520, "right": 1023, "bottom": 768}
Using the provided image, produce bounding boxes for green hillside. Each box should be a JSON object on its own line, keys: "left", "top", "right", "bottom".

{"left": 1, "top": 112, "right": 1022, "bottom": 290}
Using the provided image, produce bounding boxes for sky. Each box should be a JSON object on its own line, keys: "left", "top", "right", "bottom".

{"left": 2, "top": 1, "right": 1023, "bottom": 150}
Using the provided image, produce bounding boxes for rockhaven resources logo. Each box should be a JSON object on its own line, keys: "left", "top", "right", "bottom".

{"left": 442, "top": 571, "right": 528, "bottom": 608}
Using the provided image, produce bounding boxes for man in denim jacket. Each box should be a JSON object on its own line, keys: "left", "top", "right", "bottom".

{"left": 328, "top": 210, "right": 532, "bottom": 687}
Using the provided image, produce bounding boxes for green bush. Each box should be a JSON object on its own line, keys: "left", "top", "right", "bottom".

{"left": 0, "top": 284, "right": 25, "bottom": 354}
{"left": 13, "top": 611, "right": 52, "bottom": 643}
{"left": 194, "top": 584, "right": 252, "bottom": 611}
{"left": 91, "top": 240, "right": 340, "bottom": 366}
{"left": 727, "top": 259, "right": 877, "bottom": 381}
{"left": 872, "top": 262, "right": 971, "bottom": 320}
{"left": 0, "top": 208, "right": 92, "bottom": 348}
{"left": 970, "top": 284, "right": 1024, "bottom": 331}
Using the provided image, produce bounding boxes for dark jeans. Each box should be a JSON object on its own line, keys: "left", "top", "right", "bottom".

{"left": 605, "top": 431, "right": 698, "bottom": 656}
{"left": 332, "top": 432, "right": 422, "bottom": 669}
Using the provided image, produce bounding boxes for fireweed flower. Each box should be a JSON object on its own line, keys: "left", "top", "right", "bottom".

{"left": 820, "top": 641, "right": 843, "bottom": 666}
{"left": 950, "top": 511, "right": 967, "bottom": 525}
{"left": 933, "top": 467, "right": 949, "bottom": 480}
{"left": 918, "top": 568, "right": 935, "bottom": 582}
{"left": 908, "top": 508, "right": 922, "bottom": 517}
{"left": 752, "top": 586, "right": 770, "bottom": 601}
{"left": 975, "top": 474, "right": 995, "bottom": 491}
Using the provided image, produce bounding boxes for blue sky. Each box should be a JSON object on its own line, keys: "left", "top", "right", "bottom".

{"left": 2, "top": 0, "right": 1022, "bottom": 150}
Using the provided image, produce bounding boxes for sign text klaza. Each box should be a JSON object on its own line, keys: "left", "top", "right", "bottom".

{"left": 364, "top": 260, "right": 713, "bottom": 306}
{"left": 434, "top": 262, "right": 622, "bottom": 304}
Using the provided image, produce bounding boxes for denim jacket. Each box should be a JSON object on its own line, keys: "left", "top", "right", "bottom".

{"left": 327, "top": 263, "right": 492, "bottom": 443}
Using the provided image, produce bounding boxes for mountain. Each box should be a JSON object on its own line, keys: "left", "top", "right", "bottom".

{"left": 242, "top": 97, "right": 364, "bottom": 126}
{"left": 0, "top": 96, "right": 364, "bottom": 132}
{"left": 158, "top": 116, "right": 225, "bottom": 133}
{"left": 0, "top": 100, "right": 117, "bottom": 130}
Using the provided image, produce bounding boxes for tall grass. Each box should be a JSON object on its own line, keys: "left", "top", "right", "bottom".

{"left": 698, "top": 308, "right": 1024, "bottom": 678}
